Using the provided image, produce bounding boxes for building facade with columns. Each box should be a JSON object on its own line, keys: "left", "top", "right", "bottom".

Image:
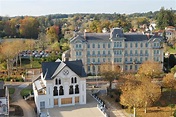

{"left": 63, "top": 28, "right": 163, "bottom": 74}
{"left": 33, "top": 60, "right": 87, "bottom": 114}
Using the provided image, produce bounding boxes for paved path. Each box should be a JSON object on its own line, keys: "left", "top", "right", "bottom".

{"left": 100, "top": 95, "right": 128, "bottom": 117}
{"left": 10, "top": 84, "right": 36, "bottom": 117}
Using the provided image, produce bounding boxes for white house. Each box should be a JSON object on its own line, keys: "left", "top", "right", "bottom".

{"left": 33, "top": 60, "right": 87, "bottom": 114}
{"left": 0, "top": 81, "right": 9, "bottom": 116}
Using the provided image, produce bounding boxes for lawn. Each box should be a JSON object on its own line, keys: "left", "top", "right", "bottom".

{"left": 20, "top": 88, "right": 33, "bottom": 97}
{"left": 9, "top": 88, "right": 15, "bottom": 95}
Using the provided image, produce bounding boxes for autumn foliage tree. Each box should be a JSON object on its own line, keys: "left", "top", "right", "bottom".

{"left": 163, "top": 73, "right": 176, "bottom": 99}
{"left": 138, "top": 61, "right": 162, "bottom": 78}
{"left": 100, "top": 63, "right": 121, "bottom": 90}
{"left": 19, "top": 17, "right": 39, "bottom": 39}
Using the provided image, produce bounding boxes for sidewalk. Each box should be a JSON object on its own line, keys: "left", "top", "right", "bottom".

{"left": 99, "top": 95, "right": 129, "bottom": 117}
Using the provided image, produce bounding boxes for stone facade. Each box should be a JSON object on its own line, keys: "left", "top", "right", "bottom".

{"left": 63, "top": 28, "right": 163, "bottom": 74}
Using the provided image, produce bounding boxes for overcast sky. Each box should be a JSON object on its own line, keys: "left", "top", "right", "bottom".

{"left": 0, "top": 0, "right": 175, "bottom": 17}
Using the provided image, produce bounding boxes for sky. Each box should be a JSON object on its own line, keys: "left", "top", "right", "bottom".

{"left": 0, "top": 0, "right": 176, "bottom": 17}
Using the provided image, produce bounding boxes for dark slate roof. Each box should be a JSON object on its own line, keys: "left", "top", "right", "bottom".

{"left": 42, "top": 62, "right": 62, "bottom": 80}
{"left": 110, "top": 28, "right": 124, "bottom": 38}
{"left": 124, "top": 34, "right": 150, "bottom": 41}
{"left": 0, "top": 89, "right": 5, "bottom": 97}
{"left": 65, "top": 60, "right": 87, "bottom": 77}
{"left": 71, "top": 33, "right": 110, "bottom": 43}
{"left": 42, "top": 60, "right": 87, "bottom": 80}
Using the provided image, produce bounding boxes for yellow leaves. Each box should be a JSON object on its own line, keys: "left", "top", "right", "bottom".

{"left": 163, "top": 73, "right": 176, "bottom": 88}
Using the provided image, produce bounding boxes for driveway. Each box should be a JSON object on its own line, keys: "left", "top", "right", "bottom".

{"left": 10, "top": 83, "right": 36, "bottom": 117}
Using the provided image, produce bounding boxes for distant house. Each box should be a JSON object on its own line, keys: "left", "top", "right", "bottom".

{"left": 165, "top": 26, "right": 176, "bottom": 40}
{"left": 33, "top": 60, "right": 87, "bottom": 114}
{"left": 0, "top": 81, "right": 9, "bottom": 116}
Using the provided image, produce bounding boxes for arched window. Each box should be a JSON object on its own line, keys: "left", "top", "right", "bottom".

{"left": 71, "top": 77, "right": 74, "bottom": 83}
{"left": 53, "top": 86, "right": 58, "bottom": 96}
{"left": 55, "top": 79, "right": 58, "bottom": 85}
{"left": 59, "top": 79, "right": 61, "bottom": 84}
{"left": 69, "top": 85, "right": 74, "bottom": 94}
{"left": 59, "top": 86, "right": 64, "bottom": 95}
{"left": 75, "top": 85, "right": 79, "bottom": 94}
{"left": 74, "top": 77, "right": 77, "bottom": 83}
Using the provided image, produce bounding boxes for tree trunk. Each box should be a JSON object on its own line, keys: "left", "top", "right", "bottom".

{"left": 145, "top": 101, "right": 147, "bottom": 113}
{"left": 109, "top": 81, "right": 112, "bottom": 90}
{"left": 134, "top": 106, "right": 136, "bottom": 117}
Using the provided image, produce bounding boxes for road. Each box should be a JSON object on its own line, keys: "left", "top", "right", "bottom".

{"left": 9, "top": 83, "right": 36, "bottom": 117}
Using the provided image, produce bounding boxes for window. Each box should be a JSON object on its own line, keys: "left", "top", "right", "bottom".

{"left": 87, "top": 58, "right": 90, "bottom": 63}
{"left": 75, "top": 85, "right": 79, "bottom": 94}
{"left": 140, "top": 50, "right": 143, "bottom": 55}
{"left": 140, "top": 43, "right": 143, "bottom": 47}
{"left": 53, "top": 86, "right": 58, "bottom": 96}
{"left": 130, "top": 50, "right": 133, "bottom": 55}
{"left": 103, "top": 58, "right": 106, "bottom": 62}
{"left": 108, "top": 43, "right": 111, "bottom": 48}
{"left": 114, "top": 50, "right": 122, "bottom": 55}
{"left": 114, "top": 42, "right": 122, "bottom": 48}
{"left": 145, "top": 43, "right": 148, "bottom": 47}
{"left": 103, "top": 43, "right": 105, "bottom": 48}
{"left": 130, "top": 58, "right": 133, "bottom": 62}
{"left": 135, "top": 50, "right": 138, "bottom": 55}
{"left": 108, "top": 51, "right": 110, "bottom": 55}
{"left": 135, "top": 43, "right": 138, "bottom": 47}
{"left": 125, "top": 50, "right": 128, "bottom": 55}
{"left": 114, "top": 58, "right": 122, "bottom": 62}
{"left": 130, "top": 65, "right": 132, "bottom": 70}
{"left": 145, "top": 50, "right": 148, "bottom": 55}
{"left": 87, "top": 44, "right": 90, "bottom": 48}
{"left": 71, "top": 77, "right": 74, "bottom": 83}
{"left": 98, "top": 58, "right": 100, "bottom": 63}
{"left": 59, "top": 86, "right": 64, "bottom": 95}
{"left": 98, "top": 44, "right": 100, "bottom": 48}
{"left": 92, "top": 51, "right": 95, "bottom": 55}
{"left": 59, "top": 79, "right": 61, "bottom": 84}
{"left": 125, "top": 58, "right": 128, "bottom": 62}
{"left": 55, "top": 79, "right": 58, "bottom": 85}
{"left": 103, "top": 51, "right": 105, "bottom": 55}
{"left": 93, "top": 58, "right": 95, "bottom": 62}
{"left": 130, "top": 43, "right": 133, "bottom": 48}
{"left": 74, "top": 77, "right": 77, "bottom": 83}
{"left": 69, "top": 85, "right": 74, "bottom": 94}
{"left": 98, "top": 51, "right": 100, "bottom": 55}
{"left": 125, "top": 65, "right": 128, "bottom": 70}
{"left": 87, "top": 51, "right": 90, "bottom": 55}
{"left": 92, "top": 44, "right": 95, "bottom": 48}
{"left": 40, "top": 101, "right": 45, "bottom": 109}
{"left": 140, "top": 57, "right": 143, "bottom": 62}
{"left": 88, "top": 66, "right": 90, "bottom": 72}
{"left": 135, "top": 65, "right": 138, "bottom": 70}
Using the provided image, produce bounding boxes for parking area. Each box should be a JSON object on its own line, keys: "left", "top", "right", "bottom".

{"left": 41, "top": 91, "right": 105, "bottom": 117}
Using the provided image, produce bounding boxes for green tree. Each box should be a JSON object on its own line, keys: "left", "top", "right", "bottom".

{"left": 156, "top": 7, "right": 175, "bottom": 29}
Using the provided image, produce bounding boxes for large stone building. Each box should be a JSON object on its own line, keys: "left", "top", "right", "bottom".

{"left": 63, "top": 28, "right": 163, "bottom": 74}
{"left": 33, "top": 60, "right": 87, "bottom": 114}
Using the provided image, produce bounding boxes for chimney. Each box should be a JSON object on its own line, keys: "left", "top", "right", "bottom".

{"left": 84, "top": 29, "right": 87, "bottom": 39}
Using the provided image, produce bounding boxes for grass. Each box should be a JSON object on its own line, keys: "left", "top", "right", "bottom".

{"left": 9, "top": 88, "right": 15, "bottom": 95}
{"left": 20, "top": 88, "right": 33, "bottom": 97}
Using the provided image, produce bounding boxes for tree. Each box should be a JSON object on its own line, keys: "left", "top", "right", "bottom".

{"left": 100, "top": 63, "right": 121, "bottom": 90}
{"left": 156, "top": 7, "right": 175, "bottom": 29}
{"left": 37, "top": 32, "right": 48, "bottom": 50}
{"left": 163, "top": 73, "right": 176, "bottom": 99}
{"left": 138, "top": 77, "right": 161, "bottom": 113}
{"left": 46, "top": 25, "right": 60, "bottom": 43}
{"left": 19, "top": 17, "right": 39, "bottom": 38}
{"left": 138, "top": 61, "right": 162, "bottom": 78}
